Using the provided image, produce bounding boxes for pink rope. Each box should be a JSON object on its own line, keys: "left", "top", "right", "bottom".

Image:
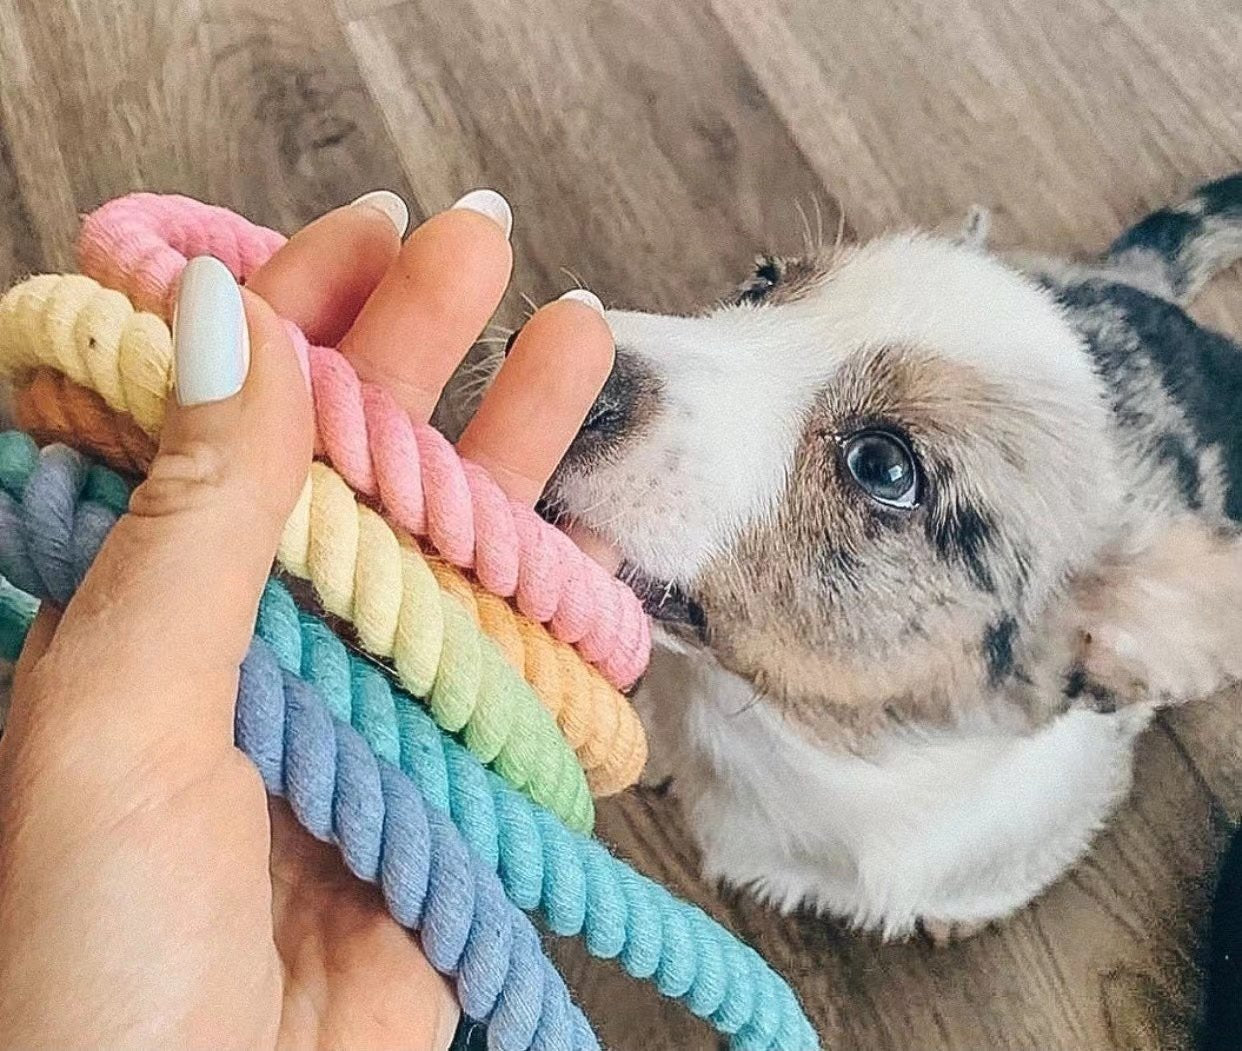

{"left": 77, "top": 193, "right": 649, "bottom": 688}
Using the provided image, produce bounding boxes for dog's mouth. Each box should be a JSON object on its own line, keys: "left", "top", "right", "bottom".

{"left": 622, "top": 566, "right": 708, "bottom": 641}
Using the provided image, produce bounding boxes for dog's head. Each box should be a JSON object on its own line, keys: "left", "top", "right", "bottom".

{"left": 546, "top": 234, "right": 1130, "bottom": 740}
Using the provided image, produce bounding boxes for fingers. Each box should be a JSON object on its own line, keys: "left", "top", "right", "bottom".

{"left": 44, "top": 261, "right": 313, "bottom": 740}
{"left": 457, "top": 293, "right": 614, "bottom": 506}
{"left": 338, "top": 191, "right": 514, "bottom": 421}
{"left": 246, "top": 192, "right": 406, "bottom": 347}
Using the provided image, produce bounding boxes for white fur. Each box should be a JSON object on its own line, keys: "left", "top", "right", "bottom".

{"left": 568, "top": 235, "right": 1104, "bottom": 584}
{"left": 638, "top": 641, "right": 1154, "bottom": 938}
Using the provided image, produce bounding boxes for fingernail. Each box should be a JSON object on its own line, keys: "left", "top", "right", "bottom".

{"left": 350, "top": 189, "right": 410, "bottom": 237}
{"left": 451, "top": 189, "right": 513, "bottom": 239}
{"left": 558, "top": 288, "right": 605, "bottom": 316}
{"left": 173, "top": 256, "right": 250, "bottom": 407}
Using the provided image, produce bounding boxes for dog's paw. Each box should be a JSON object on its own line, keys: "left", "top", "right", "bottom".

{"left": 918, "top": 916, "right": 991, "bottom": 946}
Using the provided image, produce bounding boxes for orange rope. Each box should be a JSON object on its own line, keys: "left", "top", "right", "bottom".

{"left": 15, "top": 368, "right": 156, "bottom": 476}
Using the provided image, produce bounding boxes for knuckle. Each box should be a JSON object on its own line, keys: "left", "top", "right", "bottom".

{"left": 129, "top": 441, "right": 230, "bottom": 518}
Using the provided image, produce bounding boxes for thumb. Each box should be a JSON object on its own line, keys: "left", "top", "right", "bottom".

{"left": 50, "top": 257, "right": 313, "bottom": 724}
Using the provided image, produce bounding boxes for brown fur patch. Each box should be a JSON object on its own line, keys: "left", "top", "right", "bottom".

{"left": 688, "top": 344, "right": 1048, "bottom": 749}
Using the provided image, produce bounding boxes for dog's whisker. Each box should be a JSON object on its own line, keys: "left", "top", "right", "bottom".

{"left": 833, "top": 203, "right": 848, "bottom": 257}
{"left": 559, "top": 265, "right": 586, "bottom": 289}
{"left": 794, "top": 198, "right": 815, "bottom": 258}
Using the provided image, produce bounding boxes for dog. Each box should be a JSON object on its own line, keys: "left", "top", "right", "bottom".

{"left": 534, "top": 172, "right": 1242, "bottom": 940}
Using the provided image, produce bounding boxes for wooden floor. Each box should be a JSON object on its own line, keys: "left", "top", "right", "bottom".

{"left": 3, "top": 1, "right": 1242, "bottom": 1047}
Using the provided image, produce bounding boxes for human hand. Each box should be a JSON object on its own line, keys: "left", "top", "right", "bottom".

{"left": 0, "top": 189, "right": 615, "bottom": 1049}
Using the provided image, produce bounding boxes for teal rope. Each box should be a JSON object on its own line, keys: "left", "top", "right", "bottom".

{"left": 0, "top": 432, "right": 818, "bottom": 1050}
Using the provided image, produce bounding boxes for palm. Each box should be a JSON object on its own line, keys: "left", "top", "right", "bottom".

{"left": 266, "top": 801, "right": 454, "bottom": 1047}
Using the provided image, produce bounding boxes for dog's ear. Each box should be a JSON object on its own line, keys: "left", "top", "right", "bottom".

{"left": 1054, "top": 519, "right": 1242, "bottom": 710}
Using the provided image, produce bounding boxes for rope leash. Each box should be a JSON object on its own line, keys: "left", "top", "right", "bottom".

{"left": 0, "top": 189, "right": 821, "bottom": 1049}
{"left": 0, "top": 274, "right": 643, "bottom": 800}
{"left": 0, "top": 433, "right": 595, "bottom": 1051}
{"left": 76, "top": 192, "right": 650, "bottom": 691}
{"left": 10, "top": 366, "right": 645, "bottom": 796}
{"left": 0, "top": 275, "right": 603, "bottom": 828}
{"left": 0, "top": 433, "right": 819, "bottom": 1051}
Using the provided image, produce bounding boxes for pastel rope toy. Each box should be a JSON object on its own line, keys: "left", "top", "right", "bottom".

{"left": 0, "top": 277, "right": 597, "bottom": 828}
{"left": 0, "top": 434, "right": 597, "bottom": 1051}
{"left": 0, "top": 276, "right": 645, "bottom": 799}
{"left": 14, "top": 375, "right": 643, "bottom": 795}
{"left": 76, "top": 192, "right": 650, "bottom": 691}
{"left": 0, "top": 435, "right": 820, "bottom": 1051}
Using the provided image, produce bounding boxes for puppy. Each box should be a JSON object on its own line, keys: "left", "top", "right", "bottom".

{"left": 539, "top": 173, "right": 1242, "bottom": 939}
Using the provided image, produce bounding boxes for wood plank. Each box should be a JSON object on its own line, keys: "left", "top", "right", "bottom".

{"left": 342, "top": 0, "right": 838, "bottom": 323}
{"left": 708, "top": 0, "right": 1242, "bottom": 251}
{"left": 0, "top": 1, "right": 79, "bottom": 284}
{"left": 6, "top": 0, "right": 409, "bottom": 242}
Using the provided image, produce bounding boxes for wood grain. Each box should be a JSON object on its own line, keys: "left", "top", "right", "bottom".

{"left": 344, "top": 0, "right": 835, "bottom": 324}
{"left": 2, "top": 0, "right": 1240, "bottom": 1047}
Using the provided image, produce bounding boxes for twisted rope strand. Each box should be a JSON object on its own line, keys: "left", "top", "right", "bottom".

{"left": 0, "top": 433, "right": 819, "bottom": 1051}
{"left": 0, "top": 274, "right": 644, "bottom": 798}
{"left": 76, "top": 192, "right": 650, "bottom": 689}
{"left": 0, "top": 283, "right": 595, "bottom": 830}
{"left": 13, "top": 379, "right": 644, "bottom": 796}
{"left": 0, "top": 440, "right": 596, "bottom": 1051}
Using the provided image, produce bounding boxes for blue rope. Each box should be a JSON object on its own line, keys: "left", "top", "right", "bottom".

{"left": 0, "top": 432, "right": 819, "bottom": 1051}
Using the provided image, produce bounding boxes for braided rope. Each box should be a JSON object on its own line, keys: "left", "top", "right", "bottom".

{"left": 9, "top": 365, "right": 645, "bottom": 797}
{"left": 0, "top": 432, "right": 819, "bottom": 1051}
{"left": 75, "top": 191, "right": 650, "bottom": 690}
{"left": 0, "top": 436, "right": 597, "bottom": 1051}
{"left": 0, "top": 276, "right": 601, "bottom": 828}
{"left": 282, "top": 462, "right": 591, "bottom": 830}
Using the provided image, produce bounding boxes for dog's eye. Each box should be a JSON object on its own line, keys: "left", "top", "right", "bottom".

{"left": 738, "top": 256, "right": 782, "bottom": 303}
{"left": 842, "top": 430, "right": 920, "bottom": 509}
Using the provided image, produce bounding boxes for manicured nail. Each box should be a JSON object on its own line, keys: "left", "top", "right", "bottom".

{"left": 350, "top": 189, "right": 410, "bottom": 237}
{"left": 558, "top": 288, "right": 605, "bottom": 316}
{"left": 173, "top": 256, "right": 250, "bottom": 407}
{"left": 451, "top": 188, "right": 513, "bottom": 239}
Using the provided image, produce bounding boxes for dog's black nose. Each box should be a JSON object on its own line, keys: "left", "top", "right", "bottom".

{"left": 573, "top": 346, "right": 646, "bottom": 447}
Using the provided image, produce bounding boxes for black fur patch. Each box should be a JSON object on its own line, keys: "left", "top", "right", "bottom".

{"left": 926, "top": 497, "right": 997, "bottom": 593}
{"left": 983, "top": 615, "right": 1018, "bottom": 686}
{"left": 1108, "top": 207, "right": 1202, "bottom": 294}
{"left": 738, "top": 256, "right": 782, "bottom": 304}
{"left": 1063, "top": 663, "right": 1118, "bottom": 712}
{"left": 1107, "top": 173, "right": 1242, "bottom": 296}
{"left": 1197, "top": 172, "right": 1242, "bottom": 219}
{"left": 1153, "top": 433, "right": 1203, "bottom": 509}
{"left": 1057, "top": 280, "right": 1242, "bottom": 521}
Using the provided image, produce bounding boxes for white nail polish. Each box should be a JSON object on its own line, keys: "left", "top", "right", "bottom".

{"left": 558, "top": 288, "right": 605, "bottom": 316}
{"left": 350, "top": 189, "right": 410, "bottom": 238}
{"left": 173, "top": 256, "right": 250, "bottom": 407}
{"left": 451, "top": 188, "right": 513, "bottom": 239}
